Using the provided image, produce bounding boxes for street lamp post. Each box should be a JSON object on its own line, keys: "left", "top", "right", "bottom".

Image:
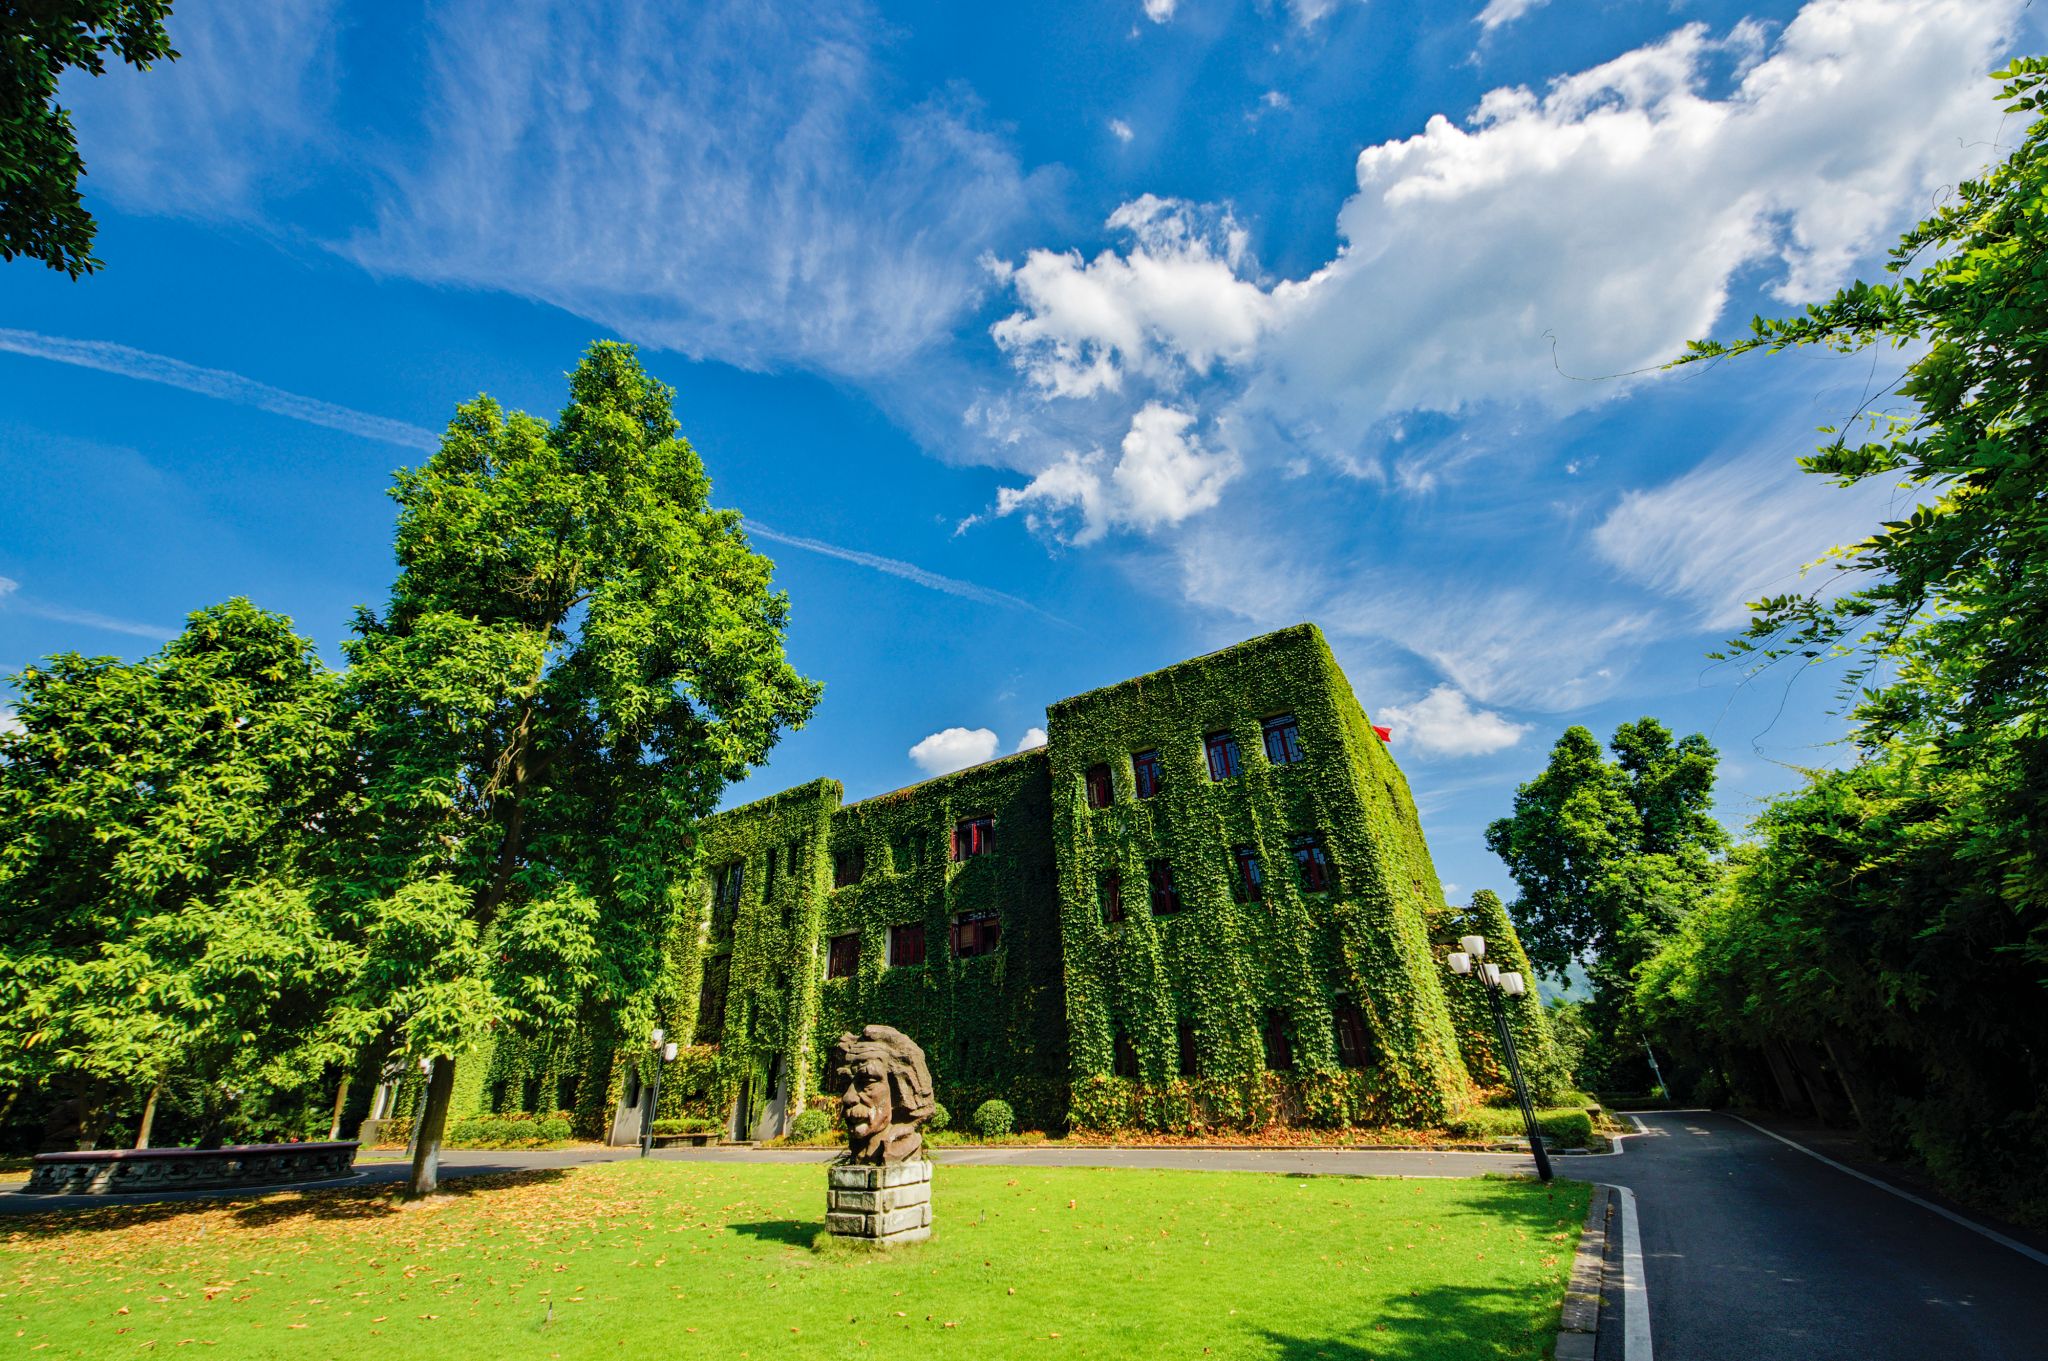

{"left": 638, "top": 1028, "right": 680, "bottom": 1159}
{"left": 1447, "top": 935, "right": 1552, "bottom": 1183}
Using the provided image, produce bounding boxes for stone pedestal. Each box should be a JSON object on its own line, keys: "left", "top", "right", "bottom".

{"left": 826, "top": 1158, "right": 931, "bottom": 1244}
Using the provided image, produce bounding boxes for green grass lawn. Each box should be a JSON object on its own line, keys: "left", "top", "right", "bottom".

{"left": 0, "top": 1161, "right": 1587, "bottom": 1359}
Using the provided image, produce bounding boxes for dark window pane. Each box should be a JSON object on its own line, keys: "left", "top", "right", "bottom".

{"left": 1148, "top": 859, "right": 1180, "bottom": 915}
{"left": 1132, "top": 749, "right": 1163, "bottom": 799}
{"left": 1292, "top": 835, "right": 1332, "bottom": 892}
{"left": 827, "top": 933, "right": 860, "bottom": 979}
{"left": 1262, "top": 714, "right": 1305, "bottom": 765}
{"left": 1112, "top": 1033, "right": 1140, "bottom": 1080}
{"left": 1177, "top": 1019, "right": 1199, "bottom": 1077}
{"left": 1334, "top": 1000, "right": 1372, "bottom": 1070}
{"left": 1085, "top": 762, "right": 1114, "bottom": 809}
{"left": 788, "top": 842, "right": 803, "bottom": 874}
{"left": 556, "top": 1075, "right": 580, "bottom": 1112}
{"left": 695, "top": 954, "right": 730, "bottom": 1041}
{"left": 1099, "top": 868, "right": 1124, "bottom": 924}
{"left": 1262, "top": 1008, "right": 1294, "bottom": 1071}
{"left": 952, "top": 816, "right": 994, "bottom": 861}
{"left": 1233, "top": 846, "right": 1263, "bottom": 901}
{"left": 1205, "top": 732, "right": 1242, "bottom": 781}
{"left": 951, "top": 909, "right": 1003, "bottom": 958}
{"left": 763, "top": 848, "right": 777, "bottom": 894}
{"left": 889, "top": 922, "right": 926, "bottom": 968}
{"left": 833, "top": 846, "right": 865, "bottom": 888}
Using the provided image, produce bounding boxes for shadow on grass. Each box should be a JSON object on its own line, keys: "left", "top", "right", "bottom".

{"left": 728, "top": 1218, "right": 819, "bottom": 1247}
{"left": 1256, "top": 1280, "right": 1566, "bottom": 1361}
{"left": 0, "top": 1167, "right": 575, "bottom": 1240}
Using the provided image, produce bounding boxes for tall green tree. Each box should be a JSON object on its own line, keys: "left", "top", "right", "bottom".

{"left": 1484, "top": 719, "right": 1724, "bottom": 1085}
{"left": 1, "top": 1, "right": 176, "bottom": 276}
{"left": 343, "top": 341, "right": 820, "bottom": 1195}
{"left": 0, "top": 600, "right": 352, "bottom": 1146}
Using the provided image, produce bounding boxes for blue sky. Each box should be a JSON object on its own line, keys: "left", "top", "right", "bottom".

{"left": 0, "top": 0, "right": 2035, "bottom": 900}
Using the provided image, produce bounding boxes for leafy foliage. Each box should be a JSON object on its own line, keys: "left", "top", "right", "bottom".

{"left": 970, "top": 1098, "right": 1016, "bottom": 1138}
{"left": 338, "top": 341, "right": 818, "bottom": 1186}
{"left": 0, "top": 601, "right": 352, "bottom": 1142}
{"left": 786, "top": 1107, "right": 832, "bottom": 1142}
{"left": 0, "top": 0, "right": 176, "bottom": 276}
{"left": 1427, "top": 892, "right": 1572, "bottom": 1103}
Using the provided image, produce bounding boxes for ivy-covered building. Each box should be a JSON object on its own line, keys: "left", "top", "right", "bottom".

{"left": 406, "top": 623, "right": 1555, "bottom": 1140}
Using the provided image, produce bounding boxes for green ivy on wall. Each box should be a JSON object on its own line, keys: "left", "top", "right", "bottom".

{"left": 1430, "top": 890, "right": 1573, "bottom": 1103}
{"left": 1046, "top": 624, "right": 1469, "bottom": 1128}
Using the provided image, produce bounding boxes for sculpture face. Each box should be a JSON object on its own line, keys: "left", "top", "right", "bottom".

{"left": 826, "top": 1025, "right": 934, "bottom": 1164}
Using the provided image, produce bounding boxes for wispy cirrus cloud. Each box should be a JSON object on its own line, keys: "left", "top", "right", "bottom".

{"left": 0, "top": 329, "right": 439, "bottom": 451}
{"left": 744, "top": 524, "right": 1063, "bottom": 622}
{"left": 0, "top": 576, "right": 175, "bottom": 642}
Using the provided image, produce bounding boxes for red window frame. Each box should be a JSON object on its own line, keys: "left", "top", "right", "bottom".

{"left": 951, "top": 910, "right": 1002, "bottom": 958}
{"left": 951, "top": 816, "right": 994, "bottom": 861}
{"left": 1148, "top": 859, "right": 1181, "bottom": 915}
{"left": 1205, "top": 731, "right": 1242, "bottom": 782}
{"left": 1084, "top": 762, "right": 1114, "bottom": 809}
{"left": 889, "top": 922, "right": 926, "bottom": 968}
{"left": 1292, "top": 835, "right": 1332, "bottom": 892}
{"left": 1132, "top": 749, "right": 1163, "bottom": 799}
{"left": 1233, "top": 845, "right": 1263, "bottom": 901}
{"left": 1099, "top": 868, "right": 1124, "bottom": 924}
{"left": 1262, "top": 714, "right": 1305, "bottom": 765}
{"left": 826, "top": 932, "right": 860, "bottom": 979}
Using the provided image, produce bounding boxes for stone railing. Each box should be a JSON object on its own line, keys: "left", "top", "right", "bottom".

{"left": 23, "top": 1141, "right": 361, "bottom": 1196}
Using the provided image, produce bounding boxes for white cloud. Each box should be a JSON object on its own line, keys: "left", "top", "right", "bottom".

{"left": 0, "top": 329, "right": 438, "bottom": 450}
{"left": 997, "top": 402, "right": 1239, "bottom": 543}
{"left": 745, "top": 523, "right": 1062, "bottom": 622}
{"left": 992, "top": 0, "right": 2016, "bottom": 471}
{"left": 1143, "top": 0, "right": 1176, "bottom": 21}
{"left": 991, "top": 196, "right": 1280, "bottom": 400}
{"left": 1015, "top": 727, "right": 1048, "bottom": 751}
{"left": 0, "top": 575, "right": 174, "bottom": 642}
{"left": 1591, "top": 435, "right": 1907, "bottom": 628}
{"left": 351, "top": 1, "right": 1034, "bottom": 379}
{"left": 1475, "top": 0, "right": 1548, "bottom": 32}
{"left": 909, "top": 727, "right": 1001, "bottom": 775}
{"left": 1378, "top": 685, "right": 1530, "bottom": 756}
{"left": 1108, "top": 118, "right": 1135, "bottom": 143}
{"left": 67, "top": 2, "right": 341, "bottom": 221}
{"left": 0, "top": 708, "right": 20, "bottom": 737}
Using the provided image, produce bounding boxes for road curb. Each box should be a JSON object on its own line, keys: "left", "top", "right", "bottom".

{"left": 1555, "top": 1183, "right": 1611, "bottom": 1360}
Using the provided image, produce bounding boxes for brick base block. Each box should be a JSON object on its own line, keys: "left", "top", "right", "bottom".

{"left": 826, "top": 1159, "right": 933, "bottom": 1244}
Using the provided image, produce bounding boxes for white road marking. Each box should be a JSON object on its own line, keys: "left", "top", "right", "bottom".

{"left": 1726, "top": 1114, "right": 2048, "bottom": 1270}
{"left": 1615, "top": 1183, "right": 1654, "bottom": 1361}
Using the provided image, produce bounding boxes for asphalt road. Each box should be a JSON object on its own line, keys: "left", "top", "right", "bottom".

{"left": 1609, "top": 1111, "right": 2048, "bottom": 1361}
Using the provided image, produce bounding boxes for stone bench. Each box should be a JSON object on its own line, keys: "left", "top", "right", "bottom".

{"left": 23, "top": 1141, "right": 361, "bottom": 1196}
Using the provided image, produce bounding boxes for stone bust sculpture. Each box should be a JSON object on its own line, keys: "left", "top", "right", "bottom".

{"left": 826, "top": 1025, "right": 935, "bottom": 1164}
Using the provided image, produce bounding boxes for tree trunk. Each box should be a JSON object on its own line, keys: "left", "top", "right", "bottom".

{"left": 406, "top": 1056, "right": 458, "bottom": 1197}
{"left": 327, "top": 1075, "right": 352, "bottom": 1141}
{"left": 134, "top": 1077, "right": 165, "bottom": 1150}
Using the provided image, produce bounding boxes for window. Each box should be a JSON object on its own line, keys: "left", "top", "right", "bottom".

{"left": 952, "top": 816, "right": 994, "bottom": 861}
{"left": 1232, "top": 845, "right": 1264, "bottom": 902}
{"left": 1262, "top": 713, "right": 1305, "bottom": 765}
{"left": 951, "top": 910, "right": 1003, "bottom": 958}
{"left": 889, "top": 922, "right": 927, "bottom": 968}
{"left": 833, "top": 845, "right": 865, "bottom": 888}
{"left": 891, "top": 834, "right": 919, "bottom": 873}
{"left": 1132, "top": 749, "right": 1164, "bottom": 799}
{"left": 1112, "top": 1032, "right": 1140, "bottom": 1080}
{"left": 1084, "top": 762, "right": 1114, "bottom": 809}
{"left": 1262, "top": 1008, "right": 1295, "bottom": 1072}
{"left": 1177, "top": 1019, "right": 1200, "bottom": 1077}
{"left": 1334, "top": 999, "right": 1373, "bottom": 1070}
{"left": 762, "top": 846, "right": 777, "bottom": 895}
{"left": 1099, "top": 868, "right": 1124, "bottom": 925}
{"left": 1205, "top": 731, "right": 1242, "bottom": 782}
{"left": 695, "top": 954, "right": 730, "bottom": 1041}
{"left": 1148, "top": 859, "right": 1181, "bottom": 915}
{"left": 787, "top": 842, "right": 803, "bottom": 875}
{"left": 556, "top": 1075, "right": 580, "bottom": 1112}
{"left": 1292, "top": 835, "right": 1333, "bottom": 892}
{"left": 827, "top": 932, "right": 861, "bottom": 979}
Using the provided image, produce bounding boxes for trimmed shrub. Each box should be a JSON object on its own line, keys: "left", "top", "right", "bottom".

{"left": 927, "top": 1101, "right": 950, "bottom": 1132}
{"left": 651, "top": 1116, "right": 717, "bottom": 1135}
{"left": 1447, "top": 1106, "right": 1594, "bottom": 1148}
{"left": 971, "top": 1099, "right": 1015, "bottom": 1138}
{"left": 788, "top": 1108, "right": 833, "bottom": 1143}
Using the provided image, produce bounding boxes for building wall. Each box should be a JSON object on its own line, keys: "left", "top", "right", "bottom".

{"left": 465, "top": 622, "right": 1520, "bottom": 1138}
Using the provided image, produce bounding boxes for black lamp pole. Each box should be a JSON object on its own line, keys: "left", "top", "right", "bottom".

{"left": 639, "top": 1029, "right": 676, "bottom": 1159}
{"left": 1451, "top": 938, "right": 1552, "bottom": 1184}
